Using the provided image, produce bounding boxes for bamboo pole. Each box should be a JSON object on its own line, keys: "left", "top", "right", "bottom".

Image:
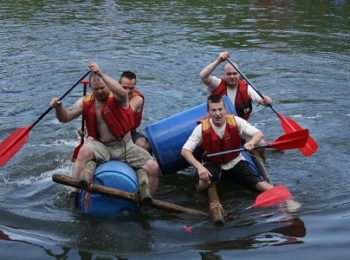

{"left": 52, "top": 174, "right": 209, "bottom": 216}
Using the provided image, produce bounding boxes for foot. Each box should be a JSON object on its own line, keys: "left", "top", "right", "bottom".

{"left": 68, "top": 191, "right": 79, "bottom": 210}
{"left": 286, "top": 200, "right": 301, "bottom": 212}
{"left": 78, "top": 172, "right": 92, "bottom": 190}
{"left": 139, "top": 185, "right": 153, "bottom": 205}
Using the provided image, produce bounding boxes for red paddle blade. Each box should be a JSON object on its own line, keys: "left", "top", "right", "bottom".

{"left": 0, "top": 126, "right": 32, "bottom": 166}
{"left": 252, "top": 185, "right": 292, "bottom": 208}
{"left": 277, "top": 113, "right": 318, "bottom": 157}
{"left": 267, "top": 129, "right": 309, "bottom": 151}
{"left": 71, "top": 143, "right": 82, "bottom": 162}
{"left": 71, "top": 139, "right": 84, "bottom": 162}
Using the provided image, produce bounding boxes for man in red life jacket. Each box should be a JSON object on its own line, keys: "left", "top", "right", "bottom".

{"left": 50, "top": 63, "right": 159, "bottom": 208}
{"left": 119, "top": 71, "right": 151, "bottom": 153}
{"left": 181, "top": 94, "right": 273, "bottom": 193}
{"left": 199, "top": 51, "right": 272, "bottom": 121}
{"left": 181, "top": 95, "right": 301, "bottom": 212}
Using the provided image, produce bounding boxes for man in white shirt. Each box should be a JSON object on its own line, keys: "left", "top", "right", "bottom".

{"left": 181, "top": 95, "right": 273, "bottom": 192}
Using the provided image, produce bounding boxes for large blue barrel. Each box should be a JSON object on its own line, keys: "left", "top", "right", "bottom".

{"left": 145, "top": 96, "right": 238, "bottom": 174}
{"left": 79, "top": 161, "right": 138, "bottom": 216}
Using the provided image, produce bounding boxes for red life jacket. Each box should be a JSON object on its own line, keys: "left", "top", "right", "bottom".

{"left": 83, "top": 92, "right": 134, "bottom": 139}
{"left": 129, "top": 89, "right": 144, "bottom": 131}
{"left": 212, "top": 79, "right": 252, "bottom": 120}
{"left": 200, "top": 115, "right": 241, "bottom": 164}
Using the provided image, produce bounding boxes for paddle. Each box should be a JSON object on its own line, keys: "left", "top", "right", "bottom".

{"left": 247, "top": 185, "right": 292, "bottom": 209}
{"left": 71, "top": 79, "right": 89, "bottom": 162}
{"left": 226, "top": 58, "right": 318, "bottom": 157}
{"left": 183, "top": 185, "right": 292, "bottom": 233}
{"left": 0, "top": 71, "right": 91, "bottom": 166}
{"left": 206, "top": 129, "right": 308, "bottom": 158}
{"left": 52, "top": 173, "right": 209, "bottom": 216}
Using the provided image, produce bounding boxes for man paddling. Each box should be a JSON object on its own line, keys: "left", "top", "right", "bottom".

{"left": 50, "top": 63, "right": 159, "bottom": 209}
{"left": 199, "top": 51, "right": 272, "bottom": 121}
{"left": 181, "top": 95, "right": 300, "bottom": 212}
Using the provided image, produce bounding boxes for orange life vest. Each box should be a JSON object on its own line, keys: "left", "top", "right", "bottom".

{"left": 129, "top": 89, "right": 144, "bottom": 131}
{"left": 83, "top": 92, "right": 134, "bottom": 139}
{"left": 212, "top": 79, "right": 252, "bottom": 120}
{"left": 200, "top": 115, "right": 241, "bottom": 164}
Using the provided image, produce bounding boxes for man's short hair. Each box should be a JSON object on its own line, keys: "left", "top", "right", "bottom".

{"left": 207, "top": 94, "right": 225, "bottom": 109}
{"left": 120, "top": 70, "right": 136, "bottom": 81}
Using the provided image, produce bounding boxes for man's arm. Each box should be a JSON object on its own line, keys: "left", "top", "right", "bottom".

{"left": 88, "top": 63, "right": 129, "bottom": 108}
{"left": 129, "top": 95, "right": 143, "bottom": 113}
{"left": 199, "top": 51, "right": 229, "bottom": 92}
{"left": 235, "top": 116, "right": 264, "bottom": 150}
{"left": 50, "top": 97, "right": 83, "bottom": 123}
{"left": 248, "top": 85, "right": 272, "bottom": 106}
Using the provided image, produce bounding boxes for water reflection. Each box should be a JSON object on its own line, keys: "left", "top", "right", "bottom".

{"left": 196, "top": 217, "right": 305, "bottom": 259}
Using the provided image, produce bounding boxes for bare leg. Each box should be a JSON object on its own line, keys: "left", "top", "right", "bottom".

{"left": 141, "top": 159, "right": 159, "bottom": 194}
{"left": 250, "top": 150, "right": 271, "bottom": 183}
{"left": 135, "top": 137, "right": 152, "bottom": 154}
{"left": 71, "top": 145, "right": 95, "bottom": 191}
{"left": 137, "top": 168, "right": 152, "bottom": 204}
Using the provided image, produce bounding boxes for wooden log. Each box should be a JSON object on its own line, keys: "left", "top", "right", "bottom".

{"left": 207, "top": 184, "right": 225, "bottom": 226}
{"left": 52, "top": 174, "right": 209, "bottom": 216}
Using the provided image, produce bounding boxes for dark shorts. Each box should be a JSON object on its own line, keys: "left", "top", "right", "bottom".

{"left": 203, "top": 161, "right": 264, "bottom": 190}
{"left": 131, "top": 130, "right": 148, "bottom": 143}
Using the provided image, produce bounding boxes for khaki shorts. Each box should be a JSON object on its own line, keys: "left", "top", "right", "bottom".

{"left": 85, "top": 139, "right": 153, "bottom": 169}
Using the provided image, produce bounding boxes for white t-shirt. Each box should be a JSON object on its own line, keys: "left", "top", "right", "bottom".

{"left": 203, "top": 76, "right": 262, "bottom": 105}
{"left": 182, "top": 116, "right": 261, "bottom": 170}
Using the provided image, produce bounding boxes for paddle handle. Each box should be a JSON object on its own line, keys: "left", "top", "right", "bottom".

{"left": 79, "top": 80, "right": 88, "bottom": 144}
{"left": 226, "top": 58, "right": 279, "bottom": 115}
{"left": 31, "top": 70, "right": 91, "bottom": 128}
{"left": 206, "top": 145, "right": 266, "bottom": 158}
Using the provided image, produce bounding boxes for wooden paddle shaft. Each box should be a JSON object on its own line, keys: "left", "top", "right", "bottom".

{"left": 52, "top": 174, "right": 208, "bottom": 216}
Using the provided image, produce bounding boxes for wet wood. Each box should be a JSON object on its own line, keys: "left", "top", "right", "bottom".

{"left": 52, "top": 174, "right": 209, "bottom": 216}
{"left": 207, "top": 184, "right": 225, "bottom": 226}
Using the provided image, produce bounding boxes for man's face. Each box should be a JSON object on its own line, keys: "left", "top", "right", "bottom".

{"left": 91, "top": 78, "right": 109, "bottom": 101}
{"left": 223, "top": 64, "right": 239, "bottom": 87}
{"left": 120, "top": 77, "right": 136, "bottom": 97}
{"left": 208, "top": 101, "right": 226, "bottom": 126}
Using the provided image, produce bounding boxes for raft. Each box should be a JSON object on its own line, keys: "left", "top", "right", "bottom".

{"left": 78, "top": 96, "right": 264, "bottom": 215}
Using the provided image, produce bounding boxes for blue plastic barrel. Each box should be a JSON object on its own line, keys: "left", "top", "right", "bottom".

{"left": 145, "top": 96, "right": 238, "bottom": 174}
{"left": 79, "top": 161, "right": 138, "bottom": 216}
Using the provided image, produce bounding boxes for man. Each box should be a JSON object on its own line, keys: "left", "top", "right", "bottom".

{"left": 119, "top": 71, "right": 151, "bottom": 153}
{"left": 50, "top": 63, "right": 159, "bottom": 208}
{"left": 181, "top": 95, "right": 273, "bottom": 193}
{"left": 199, "top": 51, "right": 272, "bottom": 121}
{"left": 181, "top": 95, "right": 300, "bottom": 212}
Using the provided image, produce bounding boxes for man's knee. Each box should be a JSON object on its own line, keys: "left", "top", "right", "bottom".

{"left": 76, "top": 146, "right": 94, "bottom": 161}
{"left": 143, "top": 159, "right": 159, "bottom": 176}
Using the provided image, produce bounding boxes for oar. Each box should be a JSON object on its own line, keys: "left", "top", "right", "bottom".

{"left": 0, "top": 71, "right": 91, "bottom": 167}
{"left": 52, "top": 173, "right": 209, "bottom": 216}
{"left": 183, "top": 185, "right": 292, "bottom": 233}
{"left": 72, "top": 79, "right": 89, "bottom": 162}
{"left": 247, "top": 185, "right": 292, "bottom": 209}
{"left": 226, "top": 58, "right": 318, "bottom": 157}
{"left": 206, "top": 129, "right": 308, "bottom": 158}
